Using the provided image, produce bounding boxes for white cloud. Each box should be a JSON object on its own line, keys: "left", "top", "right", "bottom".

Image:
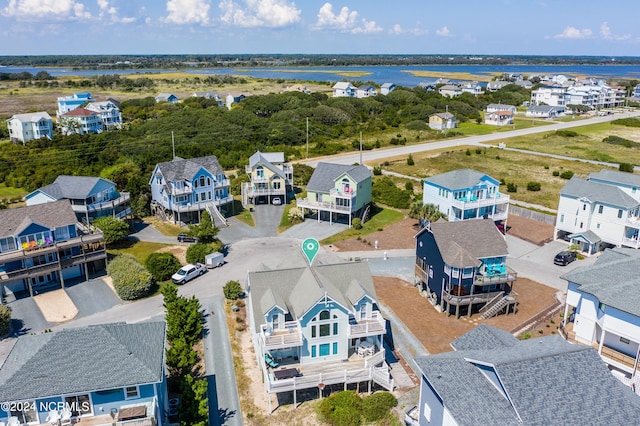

{"left": 388, "top": 23, "right": 428, "bottom": 36}
{"left": 165, "top": 0, "right": 211, "bottom": 25}
{"left": 315, "top": 3, "right": 381, "bottom": 34}
{"left": 435, "top": 26, "right": 451, "bottom": 37}
{"left": 389, "top": 24, "right": 402, "bottom": 35}
{"left": 600, "top": 21, "right": 630, "bottom": 41}
{"left": 2, "top": 0, "right": 91, "bottom": 20}
{"left": 218, "top": 0, "right": 301, "bottom": 28}
{"left": 552, "top": 26, "right": 593, "bottom": 39}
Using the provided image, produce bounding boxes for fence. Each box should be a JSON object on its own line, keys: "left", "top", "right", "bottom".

{"left": 509, "top": 205, "right": 556, "bottom": 225}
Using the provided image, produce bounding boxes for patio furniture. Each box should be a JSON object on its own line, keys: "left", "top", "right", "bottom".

{"left": 59, "top": 408, "right": 71, "bottom": 426}
{"left": 357, "top": 341, "right": 374, "bottom": 358}
{"left": 46, "top": 410, "right": 60, "bottom": 425}
{"left": 7, "top": 417, "right": 19, "bottom": 426}
{"left": 274, "top": 367, "right": 299, "bottom": 380}
{"left": 264, "top": 353, "right": 279, "bottom": 368}
{"left": 118, "top": 406, "right": 147, "bottom": 422}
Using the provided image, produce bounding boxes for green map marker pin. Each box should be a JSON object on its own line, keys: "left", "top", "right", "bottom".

{"left": 302, "top": 238, "right": 319, "bottom": 265}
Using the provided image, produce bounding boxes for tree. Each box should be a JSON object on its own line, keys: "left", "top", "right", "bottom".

{"left": 145, "top": 252, "right": 182, "bottom": 281}
{"left": 186, "top": 211, "right": 219, "bottom": 243}
{"left": 178, "top": 375, "right": 208, "bottom": 426}
{"left": 0, "top": 305, "right": 12, "bottom": 336}
{"left": 93, "top": 216, "right": 130, "bottom": 244}
{"left": 186, "top": 243, "right": 214, "bottom": 265}
{"left": 409, "top": 202, "right": 446, "bottom": 222}
{"left": 223, "top": 280, "right": 243, "bottom": 300}
{"left": 106, "top": 254, "right": 153, "bottom": 300}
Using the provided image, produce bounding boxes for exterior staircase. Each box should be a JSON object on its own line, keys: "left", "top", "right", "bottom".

{"left": 206, "top": 203, "right": 229, "bottom": 228}
{"left": 480, "top": 292, "right": 512, "bottom": 320}
{"left": 361, "top": 203, "right": 371, "bottom": 224}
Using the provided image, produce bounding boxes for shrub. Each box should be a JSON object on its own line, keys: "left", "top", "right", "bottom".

{"left": 506, "top": 182, "right": 518, "bottom": 193}
{"left": 107, "top": 254, "right": 153, "bottom": 300}
{"left": 407, "top": 154, "right": 414, "bottom": 166}
{"left": 603, "top": 135, "right": 640, "bottom": 148}
{"left": 404, "top": 181, "right": 414, "bottom": 191}
{"left": 612, "top": 118, "right": 640, "bottom": 127}
{"left": 372, "top": 166, "right": 382, "bottom": 176}
{"left": 223, "top": 280, "right": 243, "bottom": 300}
{"left": 0, "top": 305, "right": 11, "bottom": 336}
{"left": 526, "top": 181, "right": 541, "bottom": 191}
{"left": 465, "top": 149, "right": 471, "bottom": 156}
{"left": 186, "top": 243, "right": 214, "bottom": 264}
{"left": 352, "top": 218, "right": 362, "bottom": 229}
{"left": 560, "top": 170, "right": 574, "bottom": 179}
{"left": 555, "top": 129, "right": 579, "bottom": 138}
{"left": 619, "top": 162, "right": 635, "bottom": 173}
{"left": 552, "top": 170, "right": 560, "bottom": 176}
{"left": 93, "top": 216, "right": 129, "bottom": 244}
{"left": 145, "top": 252, "right": 183, "bottom": 281}
{"left": 317, "top": 391, "right": 362, "bottom": 426}
{"left": 361, "top": 392, "right": 397, "bottom": 422}
{"left": 372, "top": 176, "right": 412, "bottom": 209}
{"left": 544, "top": 164, "right": 550, "bottom": 169}
{"left": 288, "top": 207, "right": 304, "bottom": 224}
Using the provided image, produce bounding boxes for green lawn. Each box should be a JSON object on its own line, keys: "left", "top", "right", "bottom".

{"left": 107, "top": 241, "right": 174, "bottom": 264}
{"left": 0, "top": 183, "right": 26, "bottom": 201}
{"left": 320, "top": 207, "right": 405, "bottom": 245}
{"left": 228, "top": 199, "right": 255, "bottom": 227}
{"left": 383, "top": 147, "right": 612, "bottom": 209}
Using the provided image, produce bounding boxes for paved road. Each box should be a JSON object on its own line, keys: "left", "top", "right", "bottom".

{"left": 300, "top": 110, "right": 640, "bottom": 167}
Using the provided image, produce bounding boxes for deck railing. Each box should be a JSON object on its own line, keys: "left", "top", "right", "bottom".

{"left": 260, "top": 321, "right": 303, "bottom": 349}
{"left": 348, "top": 312, "right": 386, "bottom": 337}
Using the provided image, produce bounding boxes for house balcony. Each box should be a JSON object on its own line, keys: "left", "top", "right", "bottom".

{"left": 260, "top": 321, "right": 303, "bottom": 350}
{"left": 170, "top": 185, "right": 193, "bottom": 196}
{"left": 442, "top": 289, "right": 507, "bottom": 307}
{"left": 34, "top": 398, "right": 158, "bottom": 426}
{"left": 172, "top": 196, "right": 233, "bottom": 213}
{"left": 625, "top": 216, "right": 640, "bottom": 229}
{"left": 69, "top": 192, "right": 130, "bottom": 214}
{"left": 451, "top": 193, "right": 510, "bottom": 210}
{"left": 246, "top": 187, "right": 286, "bottom": 197}
{"left": 0, "top": 233, "right": 104, "bottom": 266}
{"left": 296, "top": 198, "right": 352, "bottom": 214}
{"left": 347, "top": 311, "right": 386, "bottom": 338}
{"left": 330, "top": 188, "right": 357, "bottom": 199}
{"left": 214, "top": 179, "right": 230, "bottom": 188}
{"left": 474, "top": 267, "right": 517, "bottom": 286}
{"left": 622, "top": 236, "right": 640, "bottom": 249}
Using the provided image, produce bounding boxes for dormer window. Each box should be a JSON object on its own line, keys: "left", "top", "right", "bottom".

{"left": 257, "top": 166, "right": 264, "bottom": 178}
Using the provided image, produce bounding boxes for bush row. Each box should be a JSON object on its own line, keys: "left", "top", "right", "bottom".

{"left": 107, "top": 254, "right": 153, "bottom": 300}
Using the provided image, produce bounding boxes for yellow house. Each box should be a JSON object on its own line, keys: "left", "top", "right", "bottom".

{"left": 242, "top": 151, "right": 293, "bottom": 207}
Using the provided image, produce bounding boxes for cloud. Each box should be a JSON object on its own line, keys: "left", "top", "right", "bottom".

{"left": 218, "top": 0, "right": 301, "bottom": 28}
{"left": 2, "top": 0, "right": 91, "bottom": 20}
{"left": 165, "top": 0, "right": 211, "bottom": 25}
{"left": 315, "top": 2, "right": 381, "bottom": 34}
{"left": 388, "top": 23, "right": 428, "bottom": 36}
{"left": 600, "top": 21, "right": 630, "bottom": 41}
{"left": 435, "top": 26, "right": 451, "bottom": 37}
{"left": 552, "top": 26, "right": 593, "bottom": 39}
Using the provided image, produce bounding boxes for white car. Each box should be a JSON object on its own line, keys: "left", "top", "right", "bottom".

{"left": 272, "top": 198, "right": 282, "bottom": 205}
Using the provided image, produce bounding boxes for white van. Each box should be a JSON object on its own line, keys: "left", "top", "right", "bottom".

{"left": 205, "top": 252, "right": 225, "bottom": 269}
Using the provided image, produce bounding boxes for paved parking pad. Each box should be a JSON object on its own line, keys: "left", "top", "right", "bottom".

{"left": 7, "top": 297, "right": 50, "bottom": 336}
{"left": 65, "top": 278, "right": 122, "bottom": 319}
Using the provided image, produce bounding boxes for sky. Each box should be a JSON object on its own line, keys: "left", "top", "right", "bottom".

{"left": 0, "top": 0, "right": 638, "bottom": 57}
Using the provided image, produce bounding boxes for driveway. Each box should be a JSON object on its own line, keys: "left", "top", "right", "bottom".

{"left": 128, "top": 220, "right": 179, "bottom": 244}
{"left": 65, "top": 278, "right": 121, "bottom": 319}
{"left": 6, "top": 297, "right": 50, "bottom": 336}
{"left": 218, "top": 204, "right": 283, "bottom": 243}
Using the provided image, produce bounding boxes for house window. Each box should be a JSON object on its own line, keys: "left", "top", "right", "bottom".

{"left": 598, "top": 302, "right": 605, "bottom": 313}
{"left": 207, "top": 177, "right": 211, "bottom": 186}
{"left": 65, "top": 394, "right": 92, "bottom": 417}
{"left": 273, "top": 181, "right": 281, "bottom": 190}
{"left": 620, "top": 337, "right": 631, "bottom": 345}
{"left": 0, "top": 237, "right": 16, "bottom": 252}
{"left": 618, "top": 209, "right": 623, "bottom": 219}
{"left": 125, "top": 386, "right": 140, "bottom": 399}
{"left": 319, "top": 343, "right": 330, "bottom": 356}
{"left": 319, "top": 324, "right": 330, "bottom": 337}
{"left": 423, "top": 402, "right": 432, "bottom": 422}
{"left": 580, "top": 222, "right": 583, "bottom": 229}
{"left": 200, "top": 176, "right": 205, "bottom": 187}
{"left": 311, "top": 345, "right": 316, "bottom": 357}
{"left": 319, "top": 310, "right": 330, "bottom": 320}
{"left": 257, "top": 166, "right": 264, "bottom": 178}
{"left": 583, "top": 204, "right": 587, "bottom": 211}
{"left": 332, "top": 342, "right": 338, "bottom": 354}
{"left": 560, "top": 214, "right": 564, "bottom": 223}
{"left": 598, "top": 205, "right": 603, "bottom": 214}
{"left": 10, "top": 401, "right": 37, "bottom": 424}
{"left": 597, "top": 223, "right": 601, "bottom": 229}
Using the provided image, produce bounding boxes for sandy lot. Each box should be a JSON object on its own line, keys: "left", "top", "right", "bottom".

{"left": 33, "top": 289, "right": 78, "bottom": 323}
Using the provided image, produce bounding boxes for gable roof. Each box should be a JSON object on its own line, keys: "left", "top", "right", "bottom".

{"left": 333, "top": 82, "right": 355, "bottom": 90}
{"left": 0, "top": 322, "right": 166, "bottom": 401}
{"left": 527, "top": 105, "right": 556, "bottom": 114}
{"left": 486, "top": 103, "right": 516, "bottom": 111}
{"left": 61, "top": 107, "right": 98, "bottom": 118}
{"left": 415, "top": 328, "right": 640, "bottom": 425}
{"left": 306, "top": 163, "right": 371, "bottom": 193}
{"left": 588, "top": 169, "right": 640, "bottom": 188}
{"left": 248, "top": 250, "right": 377, "bottom": 328}
{"left": 8, "top": 112, "right": 52, "bottom": 123}
{"left": 562, "top": 247, "right": 640, "bottom": 317}
{"left": 560, "top": 176, "right": 638, "bottom": 209}
{"left": 430, "top": 112, "right": 455, "bottom": 120}
{"left": 424, "top": 168, "right": 496, "bottom": 190}
{"left": 418, "top": 219, "right": 508, "bottom": 267}
{"left": 154, "top": 155, "right": 224, "bottom": 182}
{"left": 248, "top": 151, "right": 286, "bottom": 178}
{"left": 31, "top": 175, "right": 116, "bottom": 201}
{"left": 0, "top": 200, "right": 77, "bottom": 237}
{"left": 450, "top": 324, "right": 517, "bottom": 351}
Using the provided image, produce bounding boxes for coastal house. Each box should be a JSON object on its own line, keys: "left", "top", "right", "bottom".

{"left": 356, "top": 85, "right": 377, "bottom": 98}
{"left": 241, "top": 151, "right": 293, "bottom": 207}
{"left": 414, "top": 219, "right": 517, "bottom": 319}
{"left": 428, "top": 112, "right": 456, "bottom": 130}
{"left": 514, "top": 79, "right": 533, "bottom": 89}
{"left": 485, "top": 81, "right": 512, "bottom": 92}
{"left": 6, "top": 112, "right": 53, "bottom": 144}
{"left": 484, "top": 110, "right": 513, "bottom": 126}
{"left": 296, "top": 162, "right": 371, "bottom": 227}
{"left": 149, "top": 155, "right": 232, "bottom": 226}
{"left": 561, "top": 247, "right": 640, "bottom": 380}
{"left": 192, "top": 91, "right": 225, "bottom": 106}
{"left": 633, "top": 84, "right": 640, "bottom": 99}
{"left": 0, "top": 200, "right": 106, "bottom": 298}
{"left": 525, "top": 105, "right": 564, "bottom": 118}
{"left": 531, "top": 85, "right": 566, "bottom": 107}
{"left": 85, "top": 100, "right": 123, "bottom": 130}
{"left": 485, "top": 103, "right": 516, "bottom": 114}
{"left": 422, "top": 169, "right": 509, "bottom": 225}
{"left": 155, "top": 93, "right": 178, "bottom": 103}
{"left": 414, "top": 325, "right": 640, "bottom": 425}
{"left": 332, "top": 82, "right": 356, "bottom": 97}
{"left": 57, "top": 92, "right": 93, "bottom": 117}
{"left": 25, "top": 175, "right": 131, "bottom": 224}
{"left": 58, "top": 107, "right": 103, "bottom": 134}
{"left": 554, "top": 170, "right": 640, "bottom": 253}
{"left": 459, "top": 81, "right": 483, "bottom": 96}
{"left": 0, "top": 322, "right": 167, "bottom": 426}
{"left": 247, "top": 249, "right": 393, "bottom": 408}
{"left": 225, "top": 93, "right": 246, "bottom": 109}
{"left": 438, "top": 84, "right": 462, "bottom": 98}
{"left": 380, "top": 82, "right": 395, "bottom": 95}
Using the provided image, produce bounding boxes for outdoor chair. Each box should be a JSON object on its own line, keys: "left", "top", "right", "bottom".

{"left": 7, "top": 417, "right": 19, "bottom": 426}
{"left": 60, "top": 408, "right": 72, "bottom": 426}
{"left": 46, "top": 410, "right": 60, "bottom": 425}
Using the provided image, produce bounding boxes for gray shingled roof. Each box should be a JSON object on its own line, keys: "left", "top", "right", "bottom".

{"left": 427, "top": 219, "right": 508, "bottom": 268}
{"left": 0, "top": 199, "right": 77, "bottom": 237}
{"left": 248, "top": 151, "right": 285, "bottom": 178}
{"left": 8, "top": 111, "right": 52, "bottom": 122}
{"left": 561, "top": 247, "right": 640, "bottom": 317}
{"left": 0, "top": 322, "right": 166, "bottom": 401}
{"left": 248, "top": 250, "right": 376, "bottom": 330}
{"left": 36, "top": 175, "right": 115, "bottom": 200}
{"left": 589, "top": 169, "right": 640, "bottom": 188}
{"left": 568, "top": 230, "right": 602, "bottom": 244}
{"left": 560, "top": 176, "right": 638, "bottom": 209}
{"left": 424, "top": 169, "right": 494, "bottom": 190}
{"left": 450, "top": 324, "right": 517, "bottom": 351}
{"left": 306, "top": 162, "right": 371, "bottom": 193}
{"left": 156, "top": 155, "right": 224, "bottom": 182}
{"left": 415, "top": 329, "right": 640, "bottom": 425}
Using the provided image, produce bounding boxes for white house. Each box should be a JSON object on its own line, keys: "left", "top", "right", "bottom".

{"left": 414, "top": 325, "right": 640, "bottom": 425}
{"left": 380, "top": 82, "right": 395, "bottom": 95}
{"left": 438, "top": 84, "right": 462, "bottom": 98}
{"left": 459, "top": 81, "right": 482, "bottom": 96}
{"left": 155, "top": 93, "right": 178, "bottom": 103}
{"left": 355, "top": 85, "right": 377, "bottom": 98}
{"left": 58, "top": 108, "right": 102, "bottom": 135}
{"left": 633, "top": 84, "right": 640, "bottom": 99}
{"left": 525, "top": 105, "right": 564, "bottom": 118}
{"left": 6, "top": 112, "right": 53, "bottom": 144}
{"left": 85, "top": 100, "right": 122, "bottom": 130}
{"left": 485, "top": 110, "right": 513, "bottom": 126}
{"left": 554, "top": 170, "right": 640, "bottom": 253}
{"left": 428, "top": 112, "right": 456, "bottom": 130}
{"left": 531, "top": 85, "right": 566, "bottom": 107}
{"left": 332, "top": 82, "right": 356, "bottom": 97}
{"left": 561, "top": 247, "right": 640, "bottom": 380}
{"left": 486, "top": 103, "right": 516, "bottom": 114}
{"left": 422, "top": 169, "right": 509, "bottom": 225}
{"left": 57, "top": 92, "right": 93, "bottom": 118}
{"left": 485, "top": 81, "right": 511, "bottom": 92}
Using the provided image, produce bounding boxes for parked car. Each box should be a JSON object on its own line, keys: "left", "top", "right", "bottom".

{"left": 177, "top": 233, "right": 197, "bottom": 243}
{"left": 171, "top": 263, "right": 206, "bottom": 284}
{"left": 554, "top": 250, "right": 576, "bottom": 266}
{"left": 272, "top": 197, "right": 282, "bottom": 205}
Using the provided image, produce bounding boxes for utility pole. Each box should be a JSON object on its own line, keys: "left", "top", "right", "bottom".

{"left": 171, "top": 131, "right": 176, "bottom": 160}
{"left": 306, "top": 117, "right": 309, "bottom": 159}
{"left": 359, "top": 131, "right": 363, "bottom": 164}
